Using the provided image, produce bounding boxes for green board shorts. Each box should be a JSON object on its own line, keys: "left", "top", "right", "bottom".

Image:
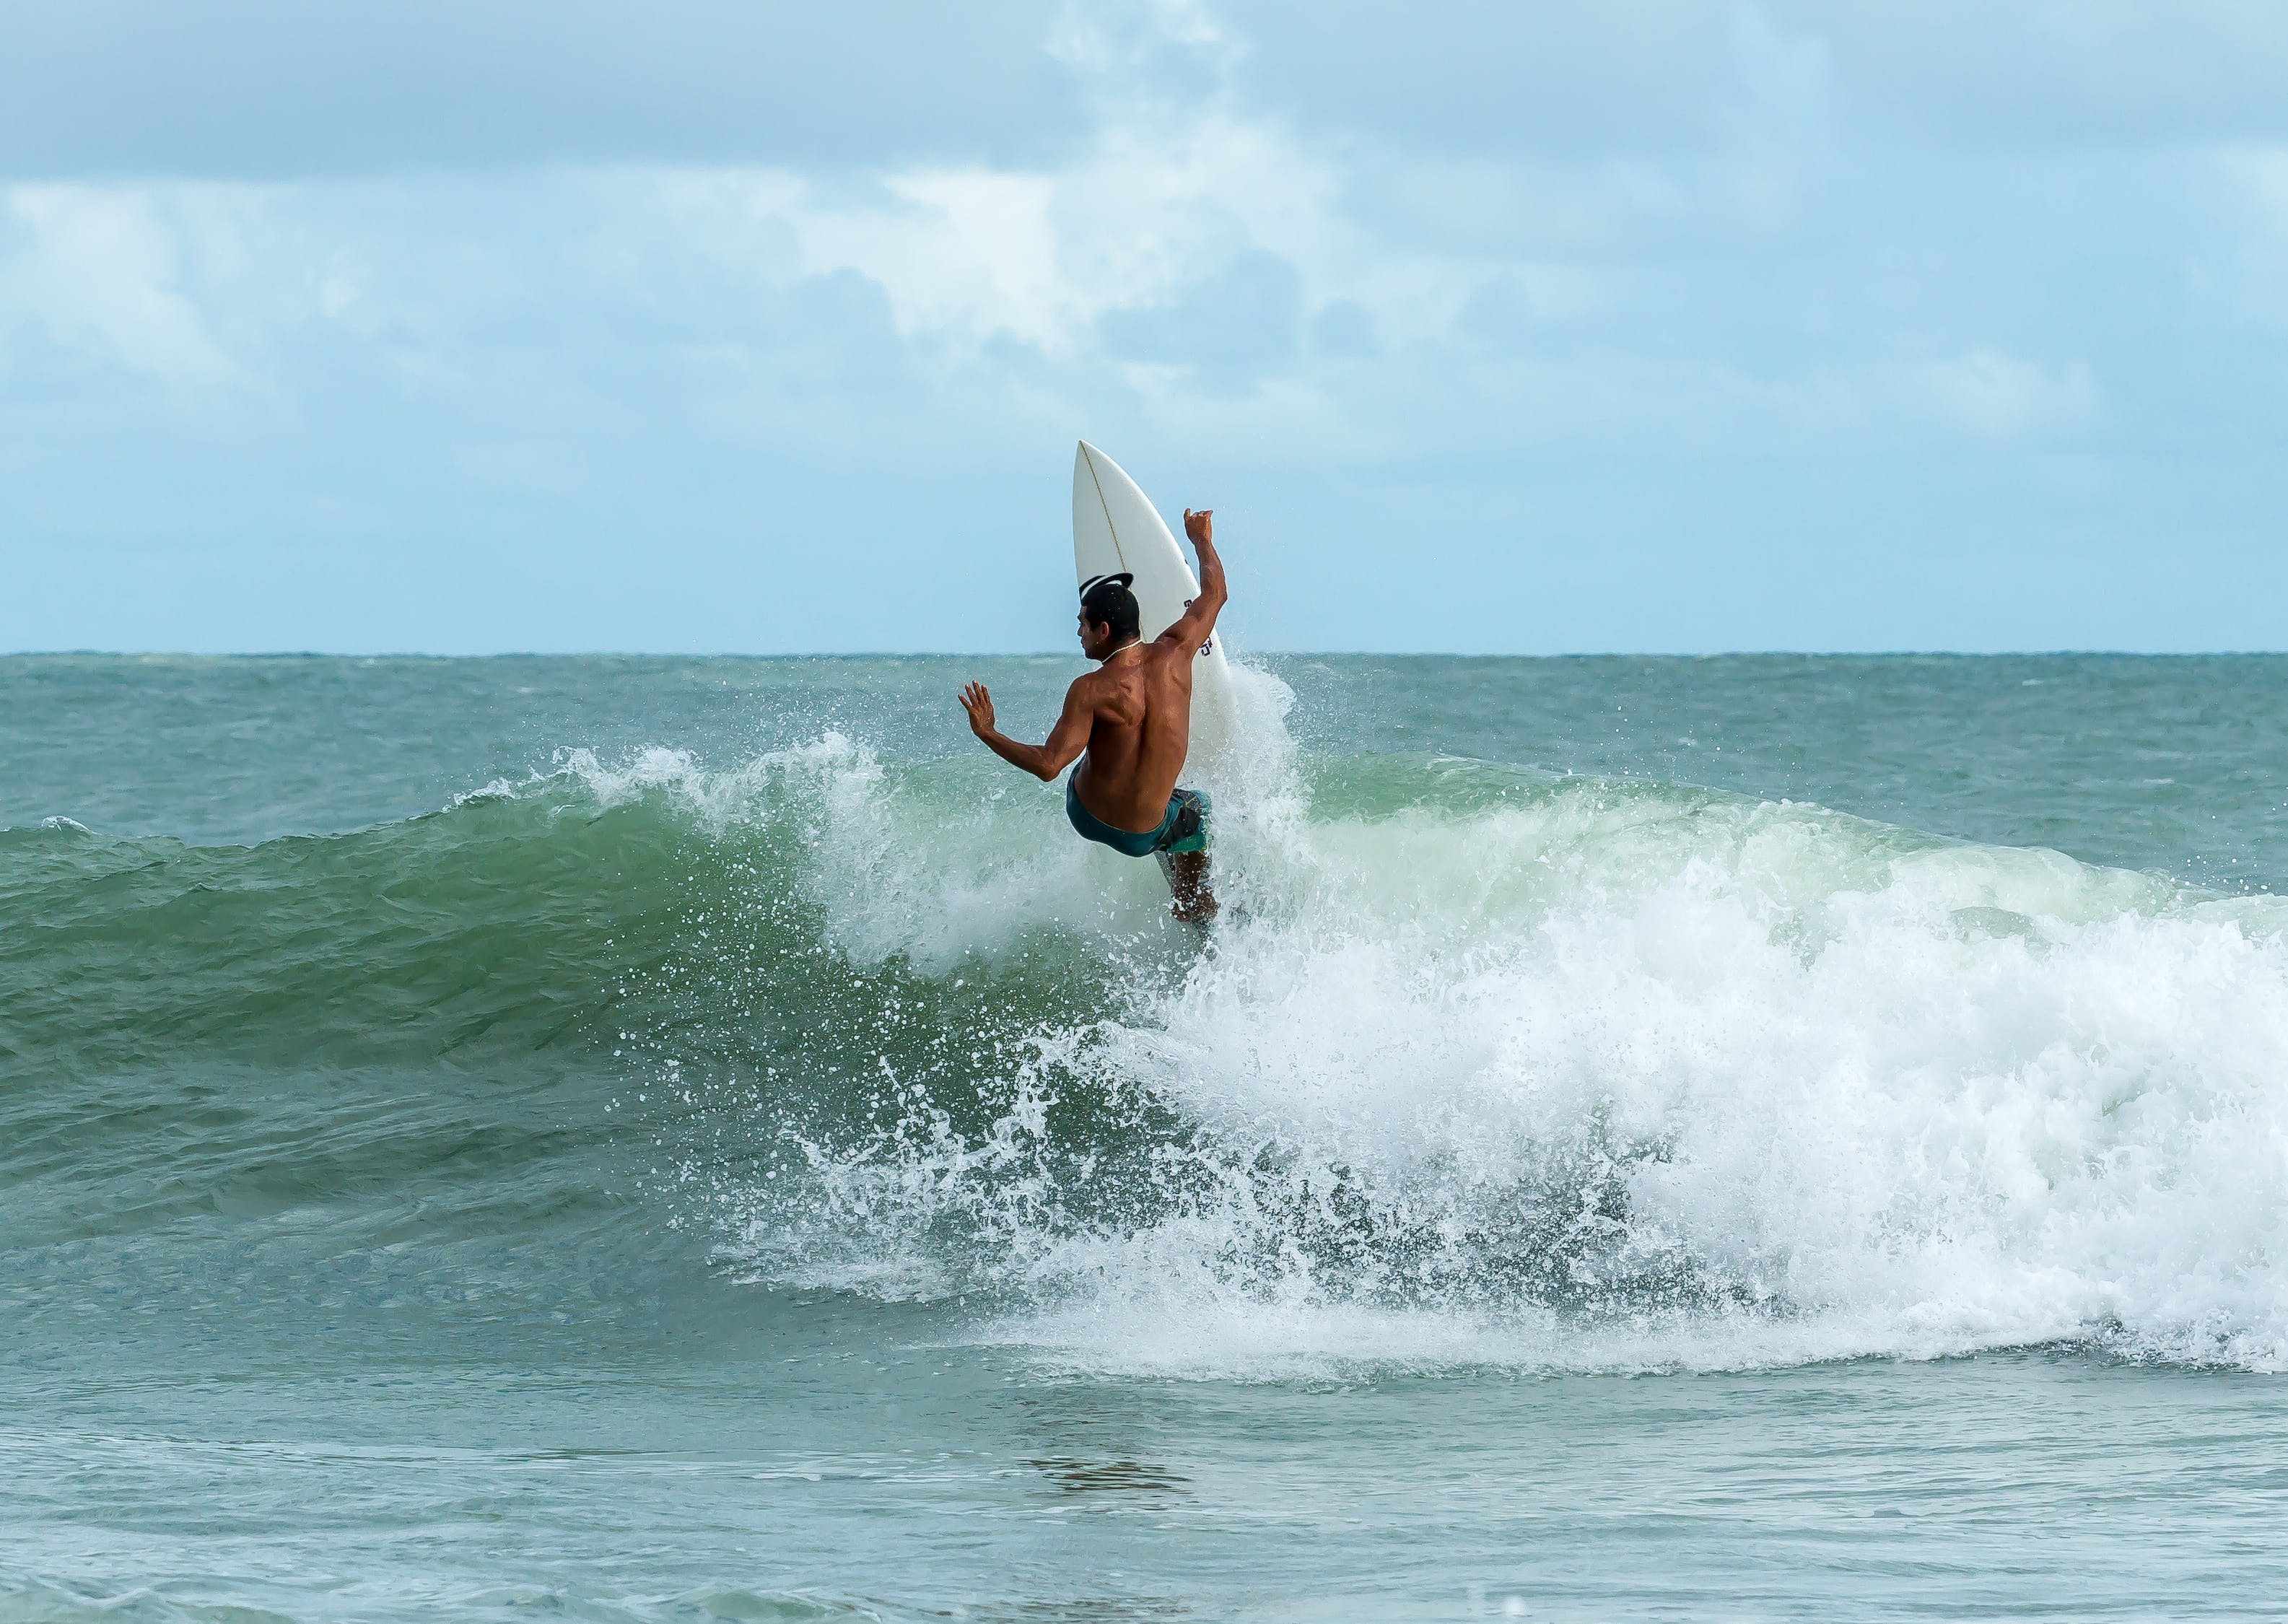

{"left": 1065, "top": 775, "right": 1210, "bottom": 857}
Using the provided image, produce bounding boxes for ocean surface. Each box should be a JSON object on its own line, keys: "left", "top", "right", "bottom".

{"left": 6, "top": 652, "right": 2288, "bottom": 1621}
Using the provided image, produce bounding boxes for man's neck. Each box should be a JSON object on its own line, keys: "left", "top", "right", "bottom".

{"left": 1098, "top": 637, "right": 1141, "bottom": 664}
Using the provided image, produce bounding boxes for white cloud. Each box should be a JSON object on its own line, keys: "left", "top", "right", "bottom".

{"left": 663, "top": 106, "right": 1368, "bottom": 360}
{"left": 642, "top": 2, "right": 1858, "bottom": 385}
{"left": 2197, "top": 145, "right": 2288, "bottom": 330}
{"left": 1045, "top": 0, "right": 1239, "bottom": 73}
{"left": 0, "top": 185, "right": 242, "bottom": 385}
{"left": 1911, "top": 350, "right": 2101, "bottom": 440}
{"left": 799, "top": 169, "right": 1077, "bottom": 349}
{"left": 2229, "top": 146, "right": 2288, "bottom": 213}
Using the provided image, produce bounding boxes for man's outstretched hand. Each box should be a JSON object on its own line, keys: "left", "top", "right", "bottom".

{"left": 959, "top": 681, "right": 997, "bottom": 738}
{"left": 1184, "top": 508, "right": 1213, "bottom": 549}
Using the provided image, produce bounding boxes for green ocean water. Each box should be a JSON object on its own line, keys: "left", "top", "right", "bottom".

{"left": 5, "top": 652, "right": 2288, "bottom": 1621}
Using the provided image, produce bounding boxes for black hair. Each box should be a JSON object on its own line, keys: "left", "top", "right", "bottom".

{"left": 1079, "top": 575, "right": 1140, "bottom": 642}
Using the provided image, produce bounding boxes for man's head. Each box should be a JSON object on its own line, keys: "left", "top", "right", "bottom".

{"left": 1078, "top": 573, "right": 1140, "bottom": 660}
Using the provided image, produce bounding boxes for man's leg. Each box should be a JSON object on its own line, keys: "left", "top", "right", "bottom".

{"left": 1163, "top": 848, "right": 1217, "bottom": 923}
{"left": 1155, "top": 789, "right": 1216, "bottom": 925}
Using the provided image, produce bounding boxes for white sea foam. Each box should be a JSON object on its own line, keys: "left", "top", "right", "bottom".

{"left": 549, "top": 735, "right": 878, "bottom": 835}
{"left": 614, "top": 668, "right": 2288, "bottom": 1379}
{"left": 990, "top": 807, "right": 2288, "bottom": 1376}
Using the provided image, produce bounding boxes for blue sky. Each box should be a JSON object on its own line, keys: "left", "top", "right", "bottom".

{"left": 3, "top": 1, "right": 2285, "bottom": 653}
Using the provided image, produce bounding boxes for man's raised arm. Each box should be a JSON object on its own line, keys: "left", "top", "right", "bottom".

{"left": 1163, "top": 507, "right": 1227, "bottom": 654}
{"left": 959, "top": 678, "right": 1093, "bottom": 781}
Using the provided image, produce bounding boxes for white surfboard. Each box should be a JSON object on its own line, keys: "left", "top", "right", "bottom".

{"left": 1071, "top": 440, "right": 1236, "bottom": 769}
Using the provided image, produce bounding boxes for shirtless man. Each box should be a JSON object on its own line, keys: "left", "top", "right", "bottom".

{"left": 959, "top": 507, "right": 1226, "bottom": 923}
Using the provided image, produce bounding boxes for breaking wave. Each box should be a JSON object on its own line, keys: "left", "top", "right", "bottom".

{"left": 10, "top": 663, "right": 2288, "bottom": 1377}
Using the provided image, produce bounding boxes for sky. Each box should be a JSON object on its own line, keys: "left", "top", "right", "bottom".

{"left": 2, "top": 0, "right": 2285, "bottom": 654}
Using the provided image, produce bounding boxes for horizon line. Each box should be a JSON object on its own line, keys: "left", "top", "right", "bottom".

{"left": 7, "top": 647, "right": 2288, "bottom": 662}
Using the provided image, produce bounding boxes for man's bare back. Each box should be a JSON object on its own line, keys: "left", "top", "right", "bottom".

{"left": 1062, "top": 637, "right": 1197, "bottom": 831}
{"left": 959, "top": 507, "right": 1228, "bottom": 923}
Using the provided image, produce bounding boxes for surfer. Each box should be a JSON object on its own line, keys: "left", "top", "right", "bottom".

{"left": 959, "top": 507, "right": 1227, "bottom": 924}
